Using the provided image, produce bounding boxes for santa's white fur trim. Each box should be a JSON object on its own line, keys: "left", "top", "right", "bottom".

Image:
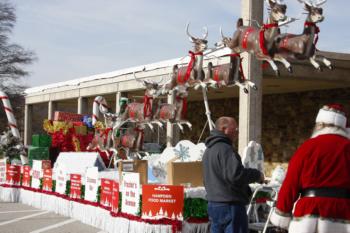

{"left": 289, "top": 216, "right": 350, "bottom": 233}
{"left": 270, "top": 209, "right": 291, "bottom": 230}
{"left": 311, "top": 126, "right": 350, "bottom": 139}
{"left": 316, "top": 108, "right": 347, "bottom": 128}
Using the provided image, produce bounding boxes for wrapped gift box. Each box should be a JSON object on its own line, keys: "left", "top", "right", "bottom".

{"left": 74, "top": 125, "right": 87, "bottom": 135}
{"left": 54, "top": 111, "right": 84, "bottom": 122}
{"left": 32, "top": 134, "right": 52, "bottom": 147}
{"left": 167, "top": 161, "right": 203, "bottom": 187}
{"left": 28, "top": 147, "right": 50, "bottom": 167}
{"left": 118, "top": 160, "right": 148, "bottom": 184}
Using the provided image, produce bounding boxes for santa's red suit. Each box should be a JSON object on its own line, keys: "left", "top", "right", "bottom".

{"left": 271, "top": 127, "right": 350, "bottom": 233}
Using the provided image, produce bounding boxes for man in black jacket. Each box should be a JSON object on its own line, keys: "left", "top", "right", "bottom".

{"left": 203, "top": 116, "right": 264, "bottom": 233}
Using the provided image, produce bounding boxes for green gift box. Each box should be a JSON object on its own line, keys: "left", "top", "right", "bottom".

{"left": 28, "top": 146, "right": 50, "bottom": 167}
{"left": 32, "top": 134, "right": 52, "bottom": 147}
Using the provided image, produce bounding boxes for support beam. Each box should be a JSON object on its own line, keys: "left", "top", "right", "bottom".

{"left": 166, "top": 93, "right": 180, "bottom": 147}
{"left": 77, "top": 97, "right": 88, "bottom": 114}
{"left": 116, "top": 92, "right": 128, "bottom": 114}
{"left": 238, "top": 0, "right": 263, "bottom": 155}
{"left": 48, "top": 101, "right": 57, "bottom": 120}
{"left": 24, "top": 104, "right": 33, "bottom": 146}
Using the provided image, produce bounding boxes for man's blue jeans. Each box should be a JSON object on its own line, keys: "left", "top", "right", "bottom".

{"left": 208, "top": 201, "right": 248, "bottom": 233}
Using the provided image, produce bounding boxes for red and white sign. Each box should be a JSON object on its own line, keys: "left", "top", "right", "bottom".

{"left": 0, "top": 158, "right": 7, "bottom": 184}
{"left": 70, "top": 174, "right": 82, "bottom": 199}
{"left": 31, "top": 160, "right": 43, "bottom": 189}
{"left": 142, "top": 185, "right": 184, "bottom": 220}
{"left": 121, "top": 172, "right": 140, "bottom": 216}
{"left": 84, "top": 167, "right": 99, "bottom": 202}
{"left": 111, "top": 181, "right": 119, "bottom": 213}
{"left": 42, "top": 169, "right": 53, "bottom": 191}
{"left": 6, "top": 164, "right": 21, "bottom": 185}
{"left": 100, "top": 178, "right": 113, "bottom": 207}
{"left": 56, "top": 167, "right": 67, "bottom": 194}
{"left": 22, "top": 165, "right": 31, "bottom": 187}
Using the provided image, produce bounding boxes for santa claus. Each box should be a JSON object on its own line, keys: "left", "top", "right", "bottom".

{"left": 270, "top": 104, "right": 350, "bottom": 233}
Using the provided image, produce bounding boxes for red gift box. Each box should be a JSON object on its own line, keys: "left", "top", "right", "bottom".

{"left": 54, "top": 111, "right": 84, "bottom": 122}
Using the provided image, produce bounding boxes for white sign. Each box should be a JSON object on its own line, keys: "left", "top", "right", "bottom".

{"left": 0, "top": 158, "right": 7, "bottom": 184}
{"left": 31, "top": 160, "right": 43, "bottom": 189}
{"left": 84, "top": 167, "right": 99, "bottom": 202}
{"left": 56, "top": 165, "right": 67, "bottom": 195}
{"left": 121, "top": 172, "right": 140, "bottom": 216}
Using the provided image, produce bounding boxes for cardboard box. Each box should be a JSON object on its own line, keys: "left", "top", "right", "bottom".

{"left": 74, "top": 125, "right": 87, "bottom": 135}
{"left": 167, "top": 161, "right": 203, "bottom": 187}
{"left": 118, "top": 160, "right": 148, "bottom": 184}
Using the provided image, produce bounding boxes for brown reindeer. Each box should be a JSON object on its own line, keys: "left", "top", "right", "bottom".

{"left": 165, "top": 23, "right": 208, "bottom": 93}
{"left": 204, "top": 29, "right": 258, "bottom": 93}
{"left": 274, "top": 0, "right": 332, "bottom": 71}
{"left": 152, "top": 94, "right": 192, "bottom": 133}
{"left": 224, "top": 0, "right": 290, "bottom": 76}
{"left": 118, "top": 72, "right": 163, "bottom": 131}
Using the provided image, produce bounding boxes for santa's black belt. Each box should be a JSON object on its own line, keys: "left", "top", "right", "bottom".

{"left": 300, "top": 188, "right": 350, "bottom": 199}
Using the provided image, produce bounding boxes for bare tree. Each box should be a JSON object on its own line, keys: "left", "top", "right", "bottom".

{"left": 0, "top": 1, "right": 35, "bottom": 94}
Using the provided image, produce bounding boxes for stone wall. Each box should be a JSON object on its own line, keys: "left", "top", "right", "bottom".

{"left": 183, "top": 87, "right": 350, "bottom": 166}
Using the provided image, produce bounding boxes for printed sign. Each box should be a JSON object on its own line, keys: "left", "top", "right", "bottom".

{"left": 56, "top": 166, "right": 67, "bottom": 195}
{"left": 84, "top": 167, "right": 99, "bottom": 202}
{"left": 111, "top": 181, "right": 119, "bottom": 213}
{"left": 100, "top": 178, "right": 113, "bottom": 207}
{"left": 6, "top": 164, "right": 21, "bottom": 185}
{"left": 42, "top": 169, "right": 53, "bottom": 191}
{"left": 121, "top": 172, "right": 140, "bottom": 216}
{"left": 70, "top": 174, "right": 82, "bottom": 199}
{"left": 142, "top": 185, "right": 184, "bottom": 220}
{"left": 22, "top": 165, "right": 31, "bottom": 187}
{"left": 0, "top": 158, "right": 7, "bottom": 184}
{"left": 31, "top": 160, "right": 43, "bottom": 189}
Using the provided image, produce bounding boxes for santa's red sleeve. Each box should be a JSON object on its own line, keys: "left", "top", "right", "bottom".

{"left": 270, "top": 142, "right": 307, "bottom": 229}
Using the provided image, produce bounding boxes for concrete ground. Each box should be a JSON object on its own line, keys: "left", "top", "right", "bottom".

{"left": 0, "top": 201, "right": 106, "bottom": 233}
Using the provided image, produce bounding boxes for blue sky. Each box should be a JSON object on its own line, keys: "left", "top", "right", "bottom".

{"left": 10, "top": 0, "right": 350, "bottom": 87}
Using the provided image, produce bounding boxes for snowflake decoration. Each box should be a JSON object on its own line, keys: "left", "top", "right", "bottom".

{"left": 174, "top": 144, "right": 190, "bottom": 161}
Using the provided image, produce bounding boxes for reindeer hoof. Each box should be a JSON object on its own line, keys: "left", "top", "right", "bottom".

{"left": 316, "top": 66, "right": 323, "bottom": 72}
{"left": 328, "top": 65, "right": 334, "bottom": 70}
{"left": 287, "top": 67, "right": 293, "bottom": 73}
{"left": 243, "top": 88, "right": 249, "bottom": 94}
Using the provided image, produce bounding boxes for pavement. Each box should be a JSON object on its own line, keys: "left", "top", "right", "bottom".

{"left": 0, "top": 201, "right": 106, "bottom": 233}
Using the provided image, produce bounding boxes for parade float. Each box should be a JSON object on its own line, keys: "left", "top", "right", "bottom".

{"left": 0, "top": 0, "right": 330, "bottom": 232}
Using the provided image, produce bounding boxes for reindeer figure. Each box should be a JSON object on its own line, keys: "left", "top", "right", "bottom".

{"left": 152, "top": 94, "right": 192, "bottom": 133}
{"left": 119, "top": 72, "right": 163, "bottom": 130}
{"left": 114, "top": 123, "right": 146, "bottom": 159}
{"left": 225, "top": 0, "right": 290, "bottom": 76}
{"left": 274, "top": 0, "right": 332, "bottom": 71}
{"left": 204, "top": 29, "right": 258, "bottom": 93}
{"left": 165, "top": 23, "right": 208, "bottom": 92}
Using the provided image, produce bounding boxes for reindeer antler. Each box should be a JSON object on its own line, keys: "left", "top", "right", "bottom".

{"left": 186, "top": 22, "right": 208, "bottom": 41}
{"left": 315, "top": 0, "right": 327, "bottom": 6}
{"left": 202, "top": 26, "right": 208, "bottom": 40}
{"left": 186, "top": 22, "right": 195, "bottom": 42}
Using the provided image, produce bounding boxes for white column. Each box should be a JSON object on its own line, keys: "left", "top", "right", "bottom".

{"left": 238, "top": 0, "right": 263, "bottom": 155}
{"left": 77, "top": 97, "right": 88, "bottom": 114}
{"left": 166, "top": 93, "right": 175, "bottom": 147}
{"left": 24, "top": 104, "right": 33, "bottom": 146}
{"left": 115, "top": 92, "right": 122, "bottom": 114}
{"left": 48, "top": 101, "right": 56, "bottom": 120}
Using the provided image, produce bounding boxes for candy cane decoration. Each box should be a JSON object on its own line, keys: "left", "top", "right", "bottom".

{"left": 0, "top": 90, "right": 20, "bottom": 138}
{"left": 92, "top": 96, "right": 109, "bottom": 126}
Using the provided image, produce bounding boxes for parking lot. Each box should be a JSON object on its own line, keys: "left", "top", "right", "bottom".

{"left": 0, "top": 201, "right": 106, "bottom": 233}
